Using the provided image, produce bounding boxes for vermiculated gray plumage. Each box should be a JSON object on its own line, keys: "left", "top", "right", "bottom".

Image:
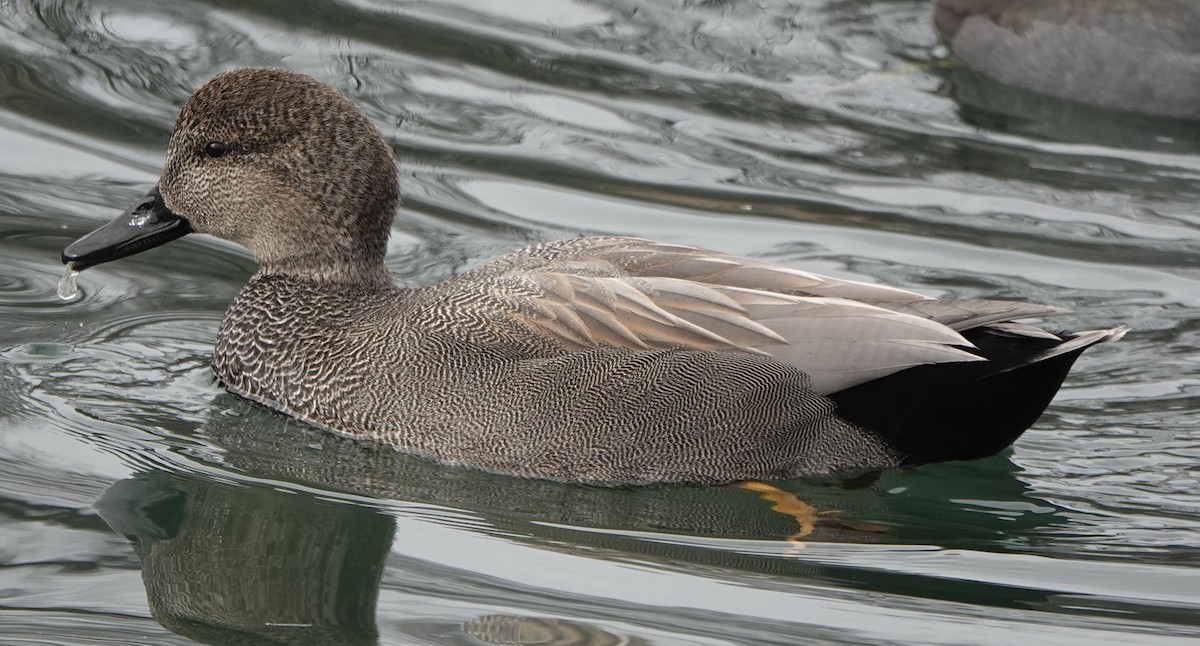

{"left": 63, "top": 68, "right": 1127, "bottom": 485}
{"left": 214, "top": 245, "right": 901, "bottom": 485}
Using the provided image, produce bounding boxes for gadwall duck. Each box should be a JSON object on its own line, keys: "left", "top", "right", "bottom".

{"left": 62, "top": 69, "right": 1126, "bottom": 485}
{"left": 934, "top": 0, "right": 1200, "bottom": 119}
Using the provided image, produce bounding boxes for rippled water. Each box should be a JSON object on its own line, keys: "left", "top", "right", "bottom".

{"left": 2, "top": 0, "right": 1198, "bottom": 644}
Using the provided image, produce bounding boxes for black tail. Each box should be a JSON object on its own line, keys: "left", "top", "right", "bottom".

{"left": 828, "top": 326, "right": 1123, "bottom": 466}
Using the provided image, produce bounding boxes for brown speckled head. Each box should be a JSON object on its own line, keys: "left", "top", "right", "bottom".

{"left": 160, "top": 68, "right": 399, "bottom": 283}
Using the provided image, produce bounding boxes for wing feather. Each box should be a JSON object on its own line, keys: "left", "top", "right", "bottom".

{"left": 435, "top": 236, "right": 1077, "bottom": 394}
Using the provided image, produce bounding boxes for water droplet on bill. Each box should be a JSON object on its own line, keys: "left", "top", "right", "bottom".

{"left": 57, "top": 267, "right": 80, "bottom": 301}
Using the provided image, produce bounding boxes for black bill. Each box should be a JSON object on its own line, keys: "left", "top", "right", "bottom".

{"left": 62, "top": 186, "right": 192, "bottom": 271}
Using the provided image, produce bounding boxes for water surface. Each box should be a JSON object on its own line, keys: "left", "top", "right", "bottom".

{"left": 2, "top": 1, "right": 1198, "bottom": 644}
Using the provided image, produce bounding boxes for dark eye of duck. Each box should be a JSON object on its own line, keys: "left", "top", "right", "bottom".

{"left": 203, "top": 140, "right": 229, "bottom": 158}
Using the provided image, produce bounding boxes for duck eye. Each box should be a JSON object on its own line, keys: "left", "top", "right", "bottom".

{"left": 204, "top": 140, "right": 229, "bottom": 158}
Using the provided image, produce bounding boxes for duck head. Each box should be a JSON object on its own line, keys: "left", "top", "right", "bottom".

{"left": 63, "top": 68, "right": 399, "bottom": 283}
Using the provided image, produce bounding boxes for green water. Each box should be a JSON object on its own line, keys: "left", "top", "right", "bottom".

{"left": 2, "top": 1, "right": 1198, "bottom": 644}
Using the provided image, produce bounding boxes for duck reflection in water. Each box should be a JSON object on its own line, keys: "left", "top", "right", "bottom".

{"left": 92, "top": 397, "right": 1067, "bottom": 645}
{"left": 97, "top": 471, "right": 650, "bottom": 646}
{"left": 96, "top": 471, "right": 391, "bottom": 645}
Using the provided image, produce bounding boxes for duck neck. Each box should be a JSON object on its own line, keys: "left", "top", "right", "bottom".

{"left": 257, "top": 254, "right": 393, "bottom": 289}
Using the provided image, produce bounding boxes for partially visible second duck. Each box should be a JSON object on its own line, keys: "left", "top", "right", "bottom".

{"left": 934, "top": 0, "right": 1200, "bottom": 119}
{"left": 62, "top": 68, "right": 1126, "bottom": 485}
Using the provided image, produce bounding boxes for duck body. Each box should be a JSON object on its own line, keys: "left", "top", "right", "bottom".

{"left": 62, "top": 69, "right": 1125, "bottom": 485}
{"left": 213, "top": 238, "right": 902, "bottom": 485}
{"left": 212, "top": 233, "right": 1121, "bottom": 485}
{"left": 934, "top": 0, "right": 1200, "bottom": 119}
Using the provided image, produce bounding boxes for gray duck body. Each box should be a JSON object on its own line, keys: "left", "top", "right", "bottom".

{"left": 63, "top": 68, "right": 1125, "bottom": 485}
{"left": 214, "top": 238, "right": 897, "bottom": 485}
{"left": 934, "top": 0, "right": 1200, "bottom": 119}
